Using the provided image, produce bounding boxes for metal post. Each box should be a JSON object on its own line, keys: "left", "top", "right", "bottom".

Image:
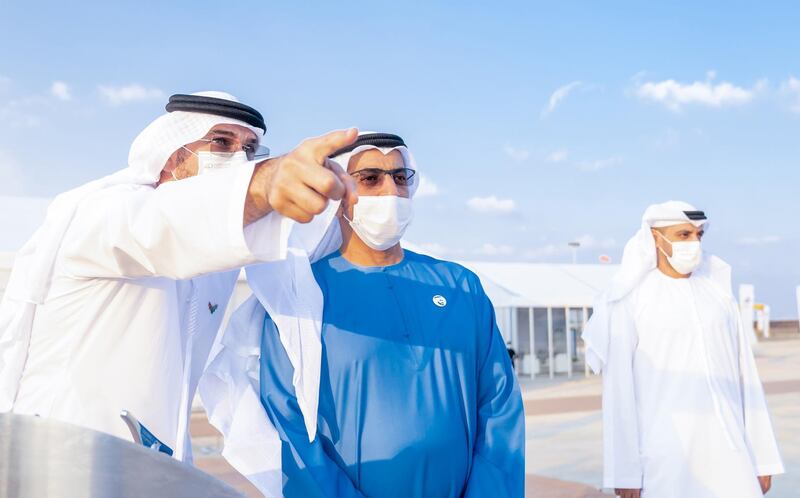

{"left": 565, "top": 307, "right": 573, "bottom": 378}
{"left": 547, "top": 307, "right": 554, "bottom": 379}
{"left": 508, "top": 308, "right": 517, "bottom": 351}
{"left": 510, "top": 308, "right": 519, "bottom": 375}
{"left": 528, "top": 307, "right": 535, "bottom": 379}
{"left": 568, "top": 241, "right": 581, "bottom": 264}
{"left": 505, "top": 308, "right": 519, "bottom": 376}
{"left": 583, "top": 306, "right": 590, "bottom": 377}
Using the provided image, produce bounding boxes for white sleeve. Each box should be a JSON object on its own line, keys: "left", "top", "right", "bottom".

{"left": 601, "top": 299, "right": 643, "bottom": 490}
{"left": 58, "top": 163, "right": 289, "bottom": 280}
{"left": 737, "top": 307, "right": 785, "bottom": 476}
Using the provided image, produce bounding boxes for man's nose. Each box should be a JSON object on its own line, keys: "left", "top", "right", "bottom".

{"left": 379, "top": 174, "right": 399, "bottom": 196}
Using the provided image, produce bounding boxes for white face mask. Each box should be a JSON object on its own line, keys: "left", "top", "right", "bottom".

{"left": 195, "top": 150, "right": 249, "bottom": 174}
{"left": 655, "top": 230, "right": 703, "bottom": 275}
{"left": 344, "top": 195, "right": 413, "bottom": 251}
{"left": 173, "top": 148, "right": 250, "bottom": 180}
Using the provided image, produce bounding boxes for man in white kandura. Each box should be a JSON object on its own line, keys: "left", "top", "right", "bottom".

{"left": 582, "top": 201, "right": 784, "bottom": 498}
{"left": 0, "top": 91, "right": 358, "bottom": 460}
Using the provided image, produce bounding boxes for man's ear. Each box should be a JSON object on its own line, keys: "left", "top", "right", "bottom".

{"left": 651, "top": 229, "right": 664, "bottom": 249}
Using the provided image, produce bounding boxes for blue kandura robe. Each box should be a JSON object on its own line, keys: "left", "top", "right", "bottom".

{"left": 259, "top": 250, "right": 524, "bottom": 498}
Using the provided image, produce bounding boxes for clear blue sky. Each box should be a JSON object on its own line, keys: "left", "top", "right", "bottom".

{"left": 1, "top": 1, "right": 799, "bottom": 316}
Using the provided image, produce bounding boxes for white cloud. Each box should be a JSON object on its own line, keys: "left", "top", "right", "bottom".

{"left": 98, "top": 84, "right": 164, "bottom": 105}
{"left": 50, "top": 81, "right": 72, "bottom": 101}
{"left": 503, "top": 145, "right": 530, "bottom": 162}
{"left": 543, "top": 149, "right": 620, "bottom": 171}
{"left": 780, "top": 77, "right": 800, "bottom": 113}
{"left": 523, "top": 234, "right": 616, "bottom": 261}
{"left": 466, "top": 195, "right": 516, "bottom": 214}
{"left": 573, "top": 234, "right": 616, "bottom": 249}
{"left": 409, "top": 241, "right": 469, "bottom": 258}
{"left": 635, "top": 73, "right": 765, "bottom": 111}
{"left": 523, "top": 243, "right": 560, "bottom": 259}
{"left": 414, "top": 242, "right": 449, "bottom": 256}
{"left": 475, "top": 243, "right": 515, "bottom": 256}
{"left": 546, "top": 149, "right": 569, "bottom": 163}
{"left": 415, "top": 174, "right": 440, "bottom": 198}
{"left": 737, "top": 235, "right": 782, "bottom": 246}
{"left": 0, "top": 111, "right": 40, "bottom": 128}
{"left": 578, "top": 156, "right": 622, "bottom": 172}
{"left": 541, "top": 81, "right": 582, "bottom": 117}
{"left": 0, "top": 97, "right": 43, "bottom": 128}
{"left": 0, "top": 85, "right": 56, "bottom": 128}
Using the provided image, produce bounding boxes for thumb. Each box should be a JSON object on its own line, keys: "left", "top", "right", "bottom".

{"left": 303, "top": 127, "right": 358, "bottom": 163}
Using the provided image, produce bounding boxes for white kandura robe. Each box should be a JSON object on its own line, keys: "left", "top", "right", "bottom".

{"left": 602, "top": 269, "right": 784, "bottom": 497}
{"left": 9, "top": 163, "right": 289, "bottom": 461}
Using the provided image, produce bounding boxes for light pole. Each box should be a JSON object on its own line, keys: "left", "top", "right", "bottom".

{"left": 568, "top": 241, "right": 581, "bottom": 264}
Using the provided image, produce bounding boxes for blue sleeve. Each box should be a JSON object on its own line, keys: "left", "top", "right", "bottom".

{"left": 259, "top": 317, "right": 365, "bottom": 498}
{"left": 463, "top": 284, "right": 526, "bottom": 498}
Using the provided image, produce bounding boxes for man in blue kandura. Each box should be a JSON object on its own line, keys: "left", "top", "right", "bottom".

{"left": 238, "top": 132, "right": 525, "bottom": 497}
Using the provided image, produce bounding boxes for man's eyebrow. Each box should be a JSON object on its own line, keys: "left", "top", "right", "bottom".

{"left": 353, "top": 166, "right": 403, "bottom": 172}
{"left": 207, "top": 129, "right": 237, "bottom": 138}
{"left": 208, "top": 128, "right": 258, "bottom": 143}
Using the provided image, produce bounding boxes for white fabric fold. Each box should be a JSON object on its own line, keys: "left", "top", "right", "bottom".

{"left": 246, "top": 206, "right": 341, "bottom": 442}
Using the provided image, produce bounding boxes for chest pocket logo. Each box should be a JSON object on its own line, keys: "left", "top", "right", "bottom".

{"left": 432, "top": 295, "right": 447, "bottom": 307}
{"left": 208, "top": 302, "right": 219, "bottom": 314}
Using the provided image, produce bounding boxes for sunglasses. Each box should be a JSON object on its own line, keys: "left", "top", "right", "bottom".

{"left": 196, "top": 135, "right": 270, "bottom": 161}
{"left": 350, "top": 167, "right": 417, "bottom": 189}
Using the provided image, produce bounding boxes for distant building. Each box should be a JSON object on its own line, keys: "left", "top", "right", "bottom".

{"left": 461, "top": 261, "right": 617, "bottom": 379}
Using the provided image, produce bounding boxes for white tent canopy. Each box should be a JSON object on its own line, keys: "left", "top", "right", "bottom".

{"left": 401, "top": 241, "right": 618, "bottom": 309}
{"left": 460, "top": 261, "right": 619, "bottom": 309}
{"left": 452, "top": 261, "right": 619, "bottom": 379}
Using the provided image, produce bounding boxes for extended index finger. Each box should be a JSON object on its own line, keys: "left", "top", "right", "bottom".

{"left": 324, "top": 158, "right": 358, "bottom": 207}
{"left": 302, "top": 127, "right": 359, "bottom": 163}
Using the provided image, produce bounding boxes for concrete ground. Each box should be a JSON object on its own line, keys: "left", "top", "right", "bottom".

{"left": 191, "top": 337, "right": 799, "bottom": 497}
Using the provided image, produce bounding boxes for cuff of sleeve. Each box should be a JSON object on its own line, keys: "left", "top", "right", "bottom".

{"left": 603, "top": 476, "right": 643, "bottom": 490}
{"left": 756, "top": 462, "right": 785, "bottom": 476}
{"left": 227, "top": 161, "right": 289, "bottom": 262}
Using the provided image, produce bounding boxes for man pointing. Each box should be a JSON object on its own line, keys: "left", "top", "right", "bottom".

{"left": 0, "top": 91, "right": 358, "bottom": 460}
